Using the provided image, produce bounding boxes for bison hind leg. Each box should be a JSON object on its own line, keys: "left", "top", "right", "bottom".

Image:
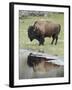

{"left": 55, "top": 36, "right": 58, "bottom": 45}
{"left": 51, "top": 35, "right": 58, "bottom": 45}
{"left": 51, "top": 36, "right": 55, "bottom": 45}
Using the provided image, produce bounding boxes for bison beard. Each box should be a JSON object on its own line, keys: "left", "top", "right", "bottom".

{"left": 28, "top": 21, "right": 61, "bottom": 45}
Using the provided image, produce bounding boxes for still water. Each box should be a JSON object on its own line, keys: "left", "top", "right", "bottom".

{"left": 19, "top": 49, "right": 64, "bottom": 79}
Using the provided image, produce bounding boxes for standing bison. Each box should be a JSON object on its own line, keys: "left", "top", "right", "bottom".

{"left": 28, "top": 21, "right": 61, "bottom": 45}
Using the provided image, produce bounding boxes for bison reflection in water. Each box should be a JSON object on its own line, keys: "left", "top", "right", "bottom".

{"left": 27, "top": 53, "right": 64, "bottom": 78}
{"left": 28, "top": 20, "right": 61, "bottom": 45}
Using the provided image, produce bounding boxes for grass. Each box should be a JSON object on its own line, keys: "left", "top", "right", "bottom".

{"left": 19, "top": 13, "right": 64, "bottom": 56}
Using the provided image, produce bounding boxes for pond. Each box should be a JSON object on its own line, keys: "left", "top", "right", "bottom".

{"left": 19, "top": 49, "right": 64, "bottom": 79}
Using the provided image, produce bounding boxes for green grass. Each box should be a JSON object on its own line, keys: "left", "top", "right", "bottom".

{"left": 19, "top": 13, "right": 64, "bottom": 56}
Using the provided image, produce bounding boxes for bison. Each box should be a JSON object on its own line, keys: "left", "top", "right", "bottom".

{"left": 28, "top": 20, "right": 61, "bottom": 45}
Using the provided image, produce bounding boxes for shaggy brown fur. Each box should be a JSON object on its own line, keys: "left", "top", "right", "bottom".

{"left": 28, "top": 20, "right": 61, "bottom": 45}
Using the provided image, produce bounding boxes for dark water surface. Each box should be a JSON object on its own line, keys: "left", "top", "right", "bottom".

{"left": 19, "top": 49, "right": 64, "bottom": 79}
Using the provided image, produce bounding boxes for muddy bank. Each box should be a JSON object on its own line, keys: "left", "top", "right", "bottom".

{"left": 19, "top": 49, "right": 64, "bottom": 79}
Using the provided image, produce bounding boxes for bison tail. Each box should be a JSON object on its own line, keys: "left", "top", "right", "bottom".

{"left": 58, "top": 24, "right": 61, "bottom": 34}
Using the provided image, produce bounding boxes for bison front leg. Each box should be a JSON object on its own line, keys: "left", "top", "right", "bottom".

{"left": 39, "top": 37, "right": 45, "bottom": 46}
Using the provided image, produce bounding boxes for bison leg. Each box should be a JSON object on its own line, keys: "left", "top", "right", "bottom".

{"left": 39, "top": 37, "right": 45, "bottom": 46}
{"left": 51, "top": 36, "right": 55, "bottom": 45}
{"left": 55, "top": 36, "right": 58, "bottom": 45}
{"left": 39, "top": 39, "right": 44, "bottom": 45}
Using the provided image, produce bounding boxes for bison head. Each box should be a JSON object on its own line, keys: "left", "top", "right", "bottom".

{"left": 28, "top": 26, "right": 36, "bottom": 41}
{"left": 28, "top": 25, "right": 45, "bottom": 45}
